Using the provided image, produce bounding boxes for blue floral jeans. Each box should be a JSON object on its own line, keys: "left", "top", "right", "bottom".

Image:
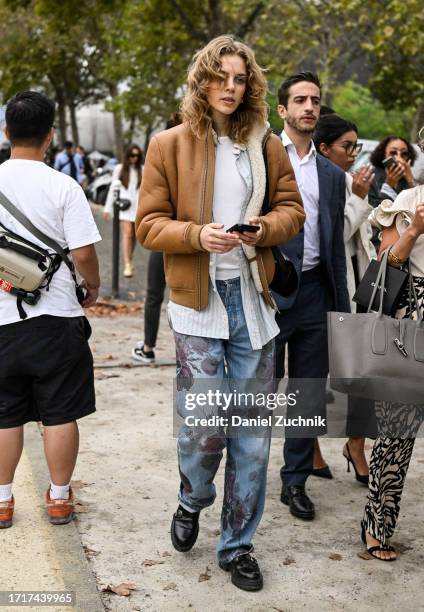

{"left": 174, "top": 278, "right": 274, "bottom": 563}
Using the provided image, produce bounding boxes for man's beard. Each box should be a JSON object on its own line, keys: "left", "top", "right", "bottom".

{"left": 285, "top": 114, "right": 317, "bottom": 134}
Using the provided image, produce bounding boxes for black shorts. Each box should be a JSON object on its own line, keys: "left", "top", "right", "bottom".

{"left": 0, "top": 315, "right": 96, "bottom": 428}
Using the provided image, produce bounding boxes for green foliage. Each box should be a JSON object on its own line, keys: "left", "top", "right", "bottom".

{"left": 0, "top": 0, "right": 422, "bottom": 150}
{"left": 332, "top": 80, "right": 415, "bottom": 140}
{"left": 362, "top": 0, "right": 424, "bottom": 110}
{"left": 266, "top": 91, "right": 282, "bottom": 132}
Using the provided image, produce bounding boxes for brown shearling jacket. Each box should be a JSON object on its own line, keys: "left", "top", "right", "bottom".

{"left": 135, "top": 122, "right": 304, "bottom": 310}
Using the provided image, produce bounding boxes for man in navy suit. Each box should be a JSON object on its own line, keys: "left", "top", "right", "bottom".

{"left": 274, "top": 72, "right": 350, "bottom": 520}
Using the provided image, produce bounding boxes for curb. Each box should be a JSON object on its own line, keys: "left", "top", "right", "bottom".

{"left": 25, "top": 423, "right": 105, "bottom": 612}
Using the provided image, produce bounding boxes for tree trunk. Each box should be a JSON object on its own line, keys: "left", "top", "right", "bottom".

{"left": 109, "top": 83, "right": 124, "bottom": 161}
{"left": 68, "top": 101, "right": 80, "bottom": 146}
{"left": 144, "top": 124, "right": 153, "bottom": 152}
{"left": 410, "top": 102, "right": 424, "bottom": 142}
{"left": 55, "top": 88, "right": 67, "bottom": 147}
{"left": 208, "top": 0, "right": 223, "bottom": 39}
{"left": 125, "top": 114, "right": 137, "bottom": 149}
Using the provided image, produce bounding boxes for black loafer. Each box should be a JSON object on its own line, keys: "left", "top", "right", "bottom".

{"left": 170, "top": 505, "right": 200, "bottom": 552}
{"left": 281, "top": 484, "right": 315, "bottom": 520}
{"left": 219, "top": 554, "right": 263, "bottom": 591}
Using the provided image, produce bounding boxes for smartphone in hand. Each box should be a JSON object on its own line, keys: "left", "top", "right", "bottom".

{"left": 382, "top": 157, "right": 398, "bottom": 170}
{"left": 226, "top": 223, "right": 260, "bottom": 233}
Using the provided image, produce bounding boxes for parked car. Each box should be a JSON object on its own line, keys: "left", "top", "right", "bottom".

{"left": 351, "top": 139, "right": 378, "bottom": 172}
{"left": 86, "top": 157, "right": 118, "bottom": 204}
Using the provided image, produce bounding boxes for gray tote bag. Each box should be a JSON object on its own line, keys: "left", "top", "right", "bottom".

{"left": 328, "top": 250, "right": 424, "bottom": 404}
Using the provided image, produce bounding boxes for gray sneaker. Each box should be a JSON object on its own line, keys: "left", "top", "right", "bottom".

{"left": 132, "top": 342, "right": 155, "bottom": 363}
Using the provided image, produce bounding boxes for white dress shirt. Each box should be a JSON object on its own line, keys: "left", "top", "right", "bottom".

{"left": 281, "top": 130, "right": 320, "bottom": 271}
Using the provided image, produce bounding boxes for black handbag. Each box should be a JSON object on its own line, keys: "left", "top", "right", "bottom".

{"left": 262, "top": 143, "right": 298, "bottom": 297}
{"left": 353, "top": 252, "right": 409, "bottom": 316}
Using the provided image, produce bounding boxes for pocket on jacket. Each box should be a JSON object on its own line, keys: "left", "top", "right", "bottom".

{"left": 163, "top": 253, "right": 196, "bottom": 290}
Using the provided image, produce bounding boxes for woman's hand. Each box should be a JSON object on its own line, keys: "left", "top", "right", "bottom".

{"left": 385, "top": 162, "right": 405, "bottom": 189}
{"left": 399, "top": 158, "right": 415, "bottom": 187}
{"left": 200, "top": 223, "right": 241, "bottom": 253}
{"left": 409, "top": 203, "right": 424, "bottom": 238}
{"left": 351, "top": 165, "right": 375, "bottom": 199}
{"left": 231, "top": 216, "right": 264, "bottom": 246}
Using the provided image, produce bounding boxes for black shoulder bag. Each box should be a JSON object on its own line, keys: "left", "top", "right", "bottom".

{"left": 262, "top": 143, "right": 298, "bottom": 297}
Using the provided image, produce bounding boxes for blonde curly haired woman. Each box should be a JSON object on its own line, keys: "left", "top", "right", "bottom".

{"left": 136, "top": 35, "right": 304, "bottom": 591}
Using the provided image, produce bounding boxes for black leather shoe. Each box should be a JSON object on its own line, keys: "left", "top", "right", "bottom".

{"left": 219, "top": 554, "right": 263, "bottom": 591}
{"left": 280, "top": 484, "right": 315, "bottom": 520}
{"left": 171, "top": 505, "right": 200, "bottom": 552}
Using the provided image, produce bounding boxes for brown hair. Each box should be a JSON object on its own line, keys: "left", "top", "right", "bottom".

{"left": 181, "top": 35, "right": 268, "bottom": 144}
{"left": 120, "top": 144, "right": 143, "bottom": 189}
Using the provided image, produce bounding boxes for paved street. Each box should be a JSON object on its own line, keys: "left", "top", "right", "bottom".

{"left": 92, "top": 203, "right": 151, "bottom": 301}
{"left": 2, "top": 302, "right": 424, "bottom": 611}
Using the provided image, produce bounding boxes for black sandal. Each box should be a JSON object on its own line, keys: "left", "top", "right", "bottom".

{"left": 361, "top": 523, "right": 397, "bottom": 562}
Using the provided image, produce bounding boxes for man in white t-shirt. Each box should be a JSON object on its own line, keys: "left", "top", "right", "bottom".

{"left": 0, "top": 91, "right": 101, "bottom": 529}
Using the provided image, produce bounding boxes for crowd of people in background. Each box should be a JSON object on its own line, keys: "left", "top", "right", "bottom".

{"left": 1, "top": 33, "right": 424, "bottom": 593}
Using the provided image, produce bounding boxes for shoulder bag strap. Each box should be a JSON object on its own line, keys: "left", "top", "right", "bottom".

{"left": 0, "top": 190, "right": 74, "bottom": 275}
{"left": 262, "top": 138, "right": 270, "bottom": 215}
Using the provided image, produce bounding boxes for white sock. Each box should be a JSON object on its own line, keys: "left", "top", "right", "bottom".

{"left": 50, "top": 482, "right": 70, "bottom": 500}
{"left": 0, "top": 483, "right": 13, "bottom": 502}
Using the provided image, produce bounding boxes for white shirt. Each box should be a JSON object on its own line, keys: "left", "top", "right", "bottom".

{"left": 213, "top": 136, "right": 247, "bottom": 280}
{"left": 0, "top": 159, "right": 101, "bottom": 325}
{"left": 281, "top": 130, "right": 320, "bottom": 271}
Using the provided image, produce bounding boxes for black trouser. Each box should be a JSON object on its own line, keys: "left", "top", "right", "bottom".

{"left": 144, "top": 251, "right": 166, "bottom": 348}
{"left": 275, "top": 266, "right": 330, "bottom": 487}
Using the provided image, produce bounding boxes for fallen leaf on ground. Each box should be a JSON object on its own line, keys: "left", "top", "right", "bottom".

{"left": 283, "top": 557, "right": 295, "bottom": 565}
{"left": 70, "top": 480, "right": 92, "bottom": 490}
{"left": 83, "top": 546, "right": 100, "bottom": 558}
{"left": 162, "top": 551, "right": 171, "bottom": 557}
{"left": 163, "top": 582, "right": 178, "bottom": 591}
{"left": 143, "top": 559, "right": 165, "bottom": 566}
{"left": 329, "top": 553, "right": 342, "bottom": 561}
{"left": 94, "top": 371, "right": 121, "bottom": 380}
{"left": 87, "top": 301, "right": 143, "bottom": 317}
{"left": 103, "top": 583, "right": 137, "bottom": 597}
{"left": 198, "top": 566, "right": 211, "bottom": 582}
{"left": 74, "top": 503, "right": 89, "bottom": 513}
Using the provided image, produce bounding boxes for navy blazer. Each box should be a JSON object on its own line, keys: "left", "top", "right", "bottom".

{"left": 273, "top": 153, "right": 350, "bottom": 313}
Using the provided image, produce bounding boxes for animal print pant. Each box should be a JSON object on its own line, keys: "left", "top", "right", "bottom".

{"left": 363, "top": 276, "right": 424, "bottom": 547}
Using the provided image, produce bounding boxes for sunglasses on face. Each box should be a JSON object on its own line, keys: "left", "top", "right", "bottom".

{"left": 334, "top": 142, "right": 363, "bottom": 155}
{"left": 387, "top": 149, "right": 410, "bottom": 160}
{"left": 129, "top": 153, "right": 140, "bottom": 159}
